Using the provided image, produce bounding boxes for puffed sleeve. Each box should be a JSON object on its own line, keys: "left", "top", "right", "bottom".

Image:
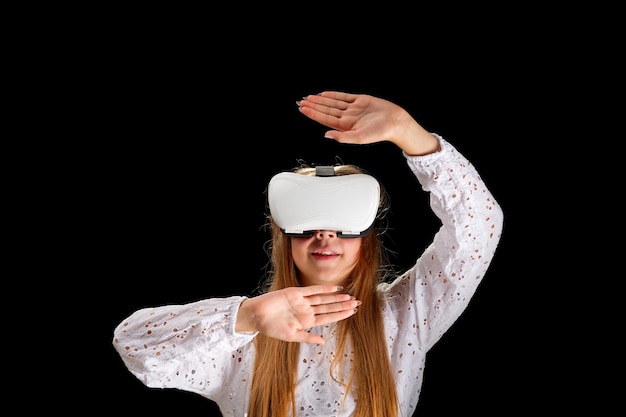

{"left": 112, "top": 296, "right": 257, "bottom": 396}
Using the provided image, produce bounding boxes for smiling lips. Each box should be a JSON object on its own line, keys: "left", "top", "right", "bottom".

{"left": 312, "top": 250, "right": 340, "bottom": 260}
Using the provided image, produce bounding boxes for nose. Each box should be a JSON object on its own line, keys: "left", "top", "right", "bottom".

{"left": 314, "top": 230, "right": 336, "bottom": 239}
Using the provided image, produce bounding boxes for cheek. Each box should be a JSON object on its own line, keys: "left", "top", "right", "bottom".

{"left": 290, "top": 239, "right": 308, "bottom": 265}
{"left": 343, "top": 240, "right": 362, "bottom": 263}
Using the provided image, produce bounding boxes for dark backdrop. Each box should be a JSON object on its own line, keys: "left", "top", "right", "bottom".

{"left": 88, "top": 21, "right": 570, "bottom": 416}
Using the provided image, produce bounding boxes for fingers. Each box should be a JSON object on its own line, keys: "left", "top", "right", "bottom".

{"left": 311, "top": 297, "right": 361, "bottom": 315}
{"left": 301, "top": 287, "right": 357, "bottom": 315}
{"left": 316, "top": 91, "right": 358, "bottom": 104}
{"left": 294, "top": 285, "right": 361, "bottom": 329}
{"left": 299, "top": 93, "right": 351, "bottom": 116}
{"left": 305, "top": 293, "right": 351, "bottom": 307}
{"left": 297, "top": 92, "right": 368, "bottom": 138}
{"left": 297, "top": 285, "right": 359, "bottom": 311}
{"left": 298, "top": 285, "right": 346, "bottom": 297}
{"left": 308, "top": 293, "right": 361, "bottom": 332}
{"left": 313, "top": 308, "right": 358, "bottom": 328}
{"left": 297, "top": 104, "right": 339, "bottom": 130}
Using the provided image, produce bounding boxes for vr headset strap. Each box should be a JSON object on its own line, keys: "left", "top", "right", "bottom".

{"left": 315, "top": 166, "right": 335, "bottom": 177}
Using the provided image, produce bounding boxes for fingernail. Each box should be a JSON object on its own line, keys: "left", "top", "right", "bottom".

{"left": 336, "top": 286, "right": 344, "bottom": 290}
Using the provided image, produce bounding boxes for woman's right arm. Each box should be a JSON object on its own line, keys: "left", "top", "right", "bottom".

{"left": 112, "top": 296, "right": 256, "bottom": 390}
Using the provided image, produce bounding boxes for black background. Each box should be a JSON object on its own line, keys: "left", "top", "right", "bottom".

{"left": 78, "top": 13, "right": 588, "bottom": 416}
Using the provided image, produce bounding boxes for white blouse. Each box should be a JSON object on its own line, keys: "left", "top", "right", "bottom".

{"left": 113, "top": 135, "right": 504, "bottom": 417}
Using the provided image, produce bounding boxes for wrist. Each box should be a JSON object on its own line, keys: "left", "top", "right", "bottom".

{"left": 235, "top": 298, "right": 255, "bottom": 333}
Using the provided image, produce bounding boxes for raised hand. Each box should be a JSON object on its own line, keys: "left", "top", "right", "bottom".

{"left": 297, "top": 91, "right": 439, "bottom": 156}
{"left": 236, "top": 285, "right": 361, "bottom": 345}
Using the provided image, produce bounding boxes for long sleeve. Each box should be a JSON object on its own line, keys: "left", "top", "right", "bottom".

{"left": 384, "top": 133, "right": 504, "bottom": 351}
{"left": 112, "top": 296, "right": 257, "bottom": 404}
{"left": 381, "top": 134, "right": 504, "bottom": 412}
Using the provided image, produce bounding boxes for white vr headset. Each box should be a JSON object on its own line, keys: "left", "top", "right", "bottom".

{"left": 268, "top": 166, "right": 381, "bottom": 237}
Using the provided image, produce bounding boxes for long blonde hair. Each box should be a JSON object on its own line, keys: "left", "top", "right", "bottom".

{"left": 247, "top": 165, "right": 399, "bottom": 417}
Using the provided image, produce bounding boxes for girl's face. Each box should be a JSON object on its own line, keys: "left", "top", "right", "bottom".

{"left": 291, "top": 230, "right": 362, "bottom": 287}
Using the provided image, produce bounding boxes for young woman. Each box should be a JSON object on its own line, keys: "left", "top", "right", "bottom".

{"left": 113, "top": 91, "right": 504, "bottom": 417}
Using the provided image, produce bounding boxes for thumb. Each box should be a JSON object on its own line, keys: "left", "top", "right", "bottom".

{"left": 294, "top": 331, "right": 325, "bottom": 345}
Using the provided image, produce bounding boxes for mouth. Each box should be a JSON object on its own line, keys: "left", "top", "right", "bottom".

{"left": 311, "top": 250, "right": 340, "bottom": 260}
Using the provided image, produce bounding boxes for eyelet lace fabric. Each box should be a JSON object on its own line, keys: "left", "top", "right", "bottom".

{"left": 113, "top": 135, "right": 504, "bottom": 417}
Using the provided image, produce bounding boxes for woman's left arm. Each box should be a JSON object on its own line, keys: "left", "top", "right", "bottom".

{"left": 387, "top": 134, "right": 504, "bottom": 349}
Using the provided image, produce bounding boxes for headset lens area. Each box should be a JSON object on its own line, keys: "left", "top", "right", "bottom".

{"left": 280, "top": 223, "right": 375, "bottom": 238}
